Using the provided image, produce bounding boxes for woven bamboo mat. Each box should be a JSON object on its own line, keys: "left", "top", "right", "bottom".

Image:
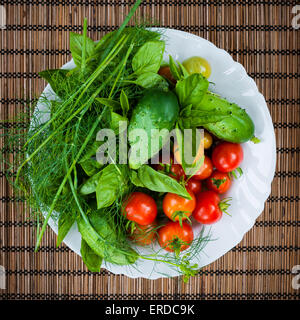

{"left": 0, "top": 1, "right": 299, "bottom": 300}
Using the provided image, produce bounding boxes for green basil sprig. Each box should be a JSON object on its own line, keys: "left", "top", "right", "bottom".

{"left": 130, "top": 165, "right": 191, "bottom": 199}
{"left": 132, "top": 41, "right": 165, "bottom": 75}
{"left": 80, "top": 238, "right": 103, "bottom": 272}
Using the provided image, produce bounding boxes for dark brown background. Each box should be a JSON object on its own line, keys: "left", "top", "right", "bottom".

{"left": 0, "top": 0, "right": 299, "bottom": 300}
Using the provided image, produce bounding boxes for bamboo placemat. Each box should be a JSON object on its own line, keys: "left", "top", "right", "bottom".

{"left": 0, "top": 1, "right": 299, "bottom": 300}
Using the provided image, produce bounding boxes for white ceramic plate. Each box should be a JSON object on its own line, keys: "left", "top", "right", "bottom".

{"left": 37, "top": 28, "right": 276, "bottom": 279}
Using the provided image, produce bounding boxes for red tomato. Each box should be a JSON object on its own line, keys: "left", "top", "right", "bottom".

{"left": 206, "top": 171, "right": 231, "bottom": 194}
{"left": 129, "top": 222, "right": 157, "bottom": 246}
{"left": 169, "top": 163, "right": 186, "bottom": 181}
{"left": 193, "top": 191, "right": 222, "bottom": 224}
{"left": 123, "top": 192, "right": 157, "bottom": 225}
{"left": 212, "top": 142, "right": 244, "bottom": 173}
{"left": 192, "top": 156, "right": 213, "bottom": 180}
{"left": 158, "top": 66, "right": 177, "bottom": 84}
{"left": 185, "top": 178, "right": 202, "bottom": 194}
{"left": 163, "top": 189, "right": 196, "bottom": 222}
{"left": 158, "top": 221, "right": 194, "bottom": 252}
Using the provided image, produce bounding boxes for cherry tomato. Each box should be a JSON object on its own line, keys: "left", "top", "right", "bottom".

{"left": 182, "top": 56, "right": 212, "bottom": 78}
{"left": 212, "top": 142, "right": 244, "bottom": 173}
{"left": 192, "top": 156, "right": 213, "bottom": 180}
{"left": 123, "top": 192, "right": 157, "bottom": 225}
{"left": 203, "top": 131, "right": 213, "bottom": 149}
{"left": 169, "top": 163, "right": 186, "bottom": 181}
{"left": 158, "top": 66, "right": 176, "bottom": 84}
{"left": 129, "top": 222, "right": 157, "bottom": 246}
{"left": 158, "top": 221, "right": 194, "bottom": 252}
{"left": 206, "top": 171, "right": 231, "bottom": 194}
{"left": 193, "top": 191, "right": 222, "bottom": 224}
{"left": 163, "top": 189, "right": 196, "bottom": 222}
{"left": 185, "top": 178, "right": 202, "bottom": 194}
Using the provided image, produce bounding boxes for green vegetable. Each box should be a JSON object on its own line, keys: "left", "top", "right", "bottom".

{"left": 39, "top": 69, "right": 74, "bottom": 99}
{"left": 95, "top": 164, "right": 128, "bottom": 209}
{"left": 196, "top": 92, "right": 255, "bottom": 143}
{"left": 175, "top": 73, "right": 209, "bottom": 107}
{"left": 77, "top": 210, "right": 138, "bottom": 265}
{"left": 130, "top": 165, "right": 191, "bottom": 199}
{"left": 56, "top": 211, "right": 76, "bottom": 247}
{"left": 80, "top": 238, "right": 103, "bottom": 272}
{"left": 120, "top": 90, "right": 130, "bottom": 116}
{"left": 132, "top": 41, "right": 165, "bottom": 75}
{"left": 179, "top": 109, "right": 232, "bottom": 128}
{"left": 135, "top": 72, "right": 169, "bottom": 89}
{"left": 96, "top": 97, "right": 121, "bottom": 111}
{"left": 168, "top": 55, "right": 183, "bottom": 81}
{"left": 128, "top": 88, "right": 180, "bottom": 169}
{"left": 69, "top": 31, "right": 95, "bottom": 69}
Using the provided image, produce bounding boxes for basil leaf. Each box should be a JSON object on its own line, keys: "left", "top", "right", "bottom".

{"left": 80, "top": 158, "right": 102, "bottom": 177}
{"left": 77, "top": 210, "right": 138, "bottom": 265}
{"left": 70, "top": 31, "right": 95, "bottom": 68}
{"left": 96, "top": 97, "right": 121, "bottom": 111}
{"left": 129, "top": 170, "right": 145, "bottom": 188}
{"left": 136, "top": 165, "right": 191, "bottom": 199}
{"left": 175, "top": 73, "right": 209, "bottom": 107}
{"left": 56, "top": 211, "right": 76, "bottom": 247}
{"left": 111, "top": 112, "right": 128, "bottom": 135}
{"left": 80, "top": 238, "right": 103, "bottom": 272}
{"left": 135, "top": 72, "right": 169, "bottom": 89}
{"left": 39, "top": 69, "right": 71, "bottom": 98}
{"left": 120, "top": 90, "right": 130, "bottom": 116}
{"left": 79, "top": 140, "right": 104, "bottom": 176}
{"left": 79, "top": 171, "right": 102, "bottom": 195}
{"left": 132, "top": 41, "right": 165, "bottom": 75}
{"left": 169, "top": 55, "right": 182, "bottom": 81}
{"left": 177, "top": 60, "right": 190, "bottom": 78}
{"left": 95, "top": 164, "right": 128, "bottom": 209}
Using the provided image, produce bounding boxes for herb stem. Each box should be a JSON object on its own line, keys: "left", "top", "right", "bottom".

{"left": 34, "top": 112, "right": 104, "bottom": 251}
{"left": 81, "top": 18, "right": 88, "bottom": 75}
{"left": 95, "top": 0, "right": 142, "bottom": 58}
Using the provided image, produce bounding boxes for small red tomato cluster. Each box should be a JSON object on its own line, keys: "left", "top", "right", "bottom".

{"left": 122, "top": 134, "right": 244, "bottom": 254}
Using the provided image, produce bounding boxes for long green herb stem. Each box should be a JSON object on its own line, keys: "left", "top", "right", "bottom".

{"left": 34, "top": 112, "right": 104, "bottom": 251}
{"left": 95, "top": 0, "right": 142, "bottom": 57}
{"left": 81, "top": 18, "right": 88, "bottom": 75}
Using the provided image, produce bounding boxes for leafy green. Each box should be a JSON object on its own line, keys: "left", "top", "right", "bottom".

{"left": 96, "top": 97, "right": 121, "bottom": 111}
{"left": 111, "top": 112, "right": 128, "bottom": 134}
{"left": 120, "top": 90, "right": 130, "bottom": 116}
{"left": 56, "top": 211, "right": 76, "bottom": 247}
{"left": 69, "top": 31, "right": 95, "bottom": 69}
{"left": 77, "top": 210, "right": 138, "bottom": 265}
{"left": 132, "top": 165, "right": 191, "bottom": 199}
{"left": 39, "top": 69, "right": 73, "bottom": 98}
{"left": 80, "top": 238, "right": 103, "bottom": 272}
{"left": 79, "top": 158, "right": 102, "bottom": 177}
{"left": 132, "top": 41, "right": 165, "bottom": 75}
{"left": 175, "top": 73, "right": 209, "bottom": 107}
{"left": 95, "top": 164, "right": 128, "bottom": 209}
{"left": 135, "top": 72, "right": 169, "bottom": 89}
{"left": 169, "top": 55, "right": 182, "bottom": 81}
{"left": 79, "top": 171, "right": 102, "bottom": 195}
